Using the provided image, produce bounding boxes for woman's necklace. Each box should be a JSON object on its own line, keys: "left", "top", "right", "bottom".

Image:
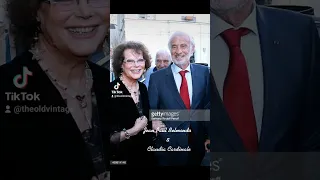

{"left": 120, "top": 75, "right": 139, "bottom": 103}
{"left": 30, "top": 46, "right": 94, "bottom": 129}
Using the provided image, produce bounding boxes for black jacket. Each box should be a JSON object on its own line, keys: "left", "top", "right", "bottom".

{"left": 0, "top": 51, "right": 111, "bottom": 180}
{"left": 109, "top": 78, "right": 156, "bottom": 166}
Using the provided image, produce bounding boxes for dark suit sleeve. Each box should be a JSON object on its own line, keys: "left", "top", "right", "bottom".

{"left": 148, "top": 73, "right": 159, "bottom": 110}
{"left": 204, "top": 68, "right": 211, "bottom": 139}
{"left": 148, "top": 73, "right": 168, "bottom": 143}
{"left": 301, "top": 18, "right": 320, "bottom": 152}
{"left": 204, "top": 68, "right": 211, "bottom": 109}
{"left": 140, "top": 83, "right": 156, "bottom": 146}
{"left": 140, "top": 83, "right": 152, "bottom": 129}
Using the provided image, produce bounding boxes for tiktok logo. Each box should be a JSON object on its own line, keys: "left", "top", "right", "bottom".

{"left": 13, "top": 66, "right": 33, "bottom": 89}
{"left": 114, "top": 82, "right": 120, "bottom": 90}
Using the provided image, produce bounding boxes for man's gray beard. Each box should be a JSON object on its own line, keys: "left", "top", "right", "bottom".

{"left": 173, "top": 54, "right": 192, "bottom": 66}
{"left": 173, "top": 59, "right": 190, "bottom": 68}
{"left": 173, "top": 59, "right": 187, "bottom": 66}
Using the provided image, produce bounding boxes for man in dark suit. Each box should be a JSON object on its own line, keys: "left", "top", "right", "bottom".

{"left": 210, "top": 0, "right": 320, "bottom": 178}
{"left": 148, "top": 31, "right": 210, "bottom": 166}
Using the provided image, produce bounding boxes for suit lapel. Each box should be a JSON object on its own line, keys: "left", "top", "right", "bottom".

{"left": 257, "top": 6, "right": 286, "bottom": 151}
{"left": 165, "top": 65, "right": 186, "bottom": 109}
{"left": 190, "top": 64, "right": 201, "bottom": 110}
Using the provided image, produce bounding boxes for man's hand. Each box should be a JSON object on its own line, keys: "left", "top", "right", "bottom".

{"left": 205, "top": 139, "right": 210, "bottom": 152}
{"left": 152, "top": 120, "right": 166, "bottom": 135}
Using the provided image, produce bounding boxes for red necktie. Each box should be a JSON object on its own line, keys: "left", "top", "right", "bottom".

{"left": 179, "top": 70, "right": 193, "bottom": 144}
{"left": 179, "top": 70, "right": 191, "bottom": 109}
{"left": 221, "top": 28, "right": 258, "bottom": 152}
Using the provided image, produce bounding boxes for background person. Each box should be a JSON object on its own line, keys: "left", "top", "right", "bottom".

{"left": 144, "top": 48, "right": 172, "bottom": 89}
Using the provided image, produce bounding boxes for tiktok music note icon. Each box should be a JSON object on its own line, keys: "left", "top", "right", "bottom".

{"left": 114, "top": 82, "right": 120, "bottom": 90}
{"left": 13, "top": 66, "right": 33, "bottom": 89}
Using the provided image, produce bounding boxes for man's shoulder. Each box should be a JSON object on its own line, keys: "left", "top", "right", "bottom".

{"left": 145, "top": 66, "right": 155, "bottom": 76}
{"left": 150, "top": 66, "right": 168, "bottom": 78}
{"left": 257, "top": 5, "right": 316, "bottom": 42}
{"left": 191, "top": 63, "right": 210, "bottom": 74}
{"left": 258, "top": 5, "right": 313, "bottom": 25}
{"left": 191, "top": 63, "right": 208, "bottom": 68}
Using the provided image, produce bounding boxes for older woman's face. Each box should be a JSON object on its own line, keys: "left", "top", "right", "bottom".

{"left": 121, "top": 49, "right": 146, "bottom": 81}
{"left": 37, "top": 0, "right": 109, "bottom": 56}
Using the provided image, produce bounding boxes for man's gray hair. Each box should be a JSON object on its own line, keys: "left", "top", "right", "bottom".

{"left": 167, "top": 31, "right": 195, "bottom": 51}
{"left": 155, "top": 48, "right": 172, "bottom": 61}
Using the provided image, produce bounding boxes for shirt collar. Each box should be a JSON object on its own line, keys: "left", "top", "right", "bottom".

{"left": 171, "top": 63, "right": 191, "bottom": 74}
{"left": 211, "top": 2, "right": 258, "bottom": 39}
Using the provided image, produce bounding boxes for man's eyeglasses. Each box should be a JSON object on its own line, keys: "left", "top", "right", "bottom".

{"left": 123, "top": 59, "right": 146, "bottom": 66}
{"left": 45, "top": 0, "right": 110, "bottom": 12}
